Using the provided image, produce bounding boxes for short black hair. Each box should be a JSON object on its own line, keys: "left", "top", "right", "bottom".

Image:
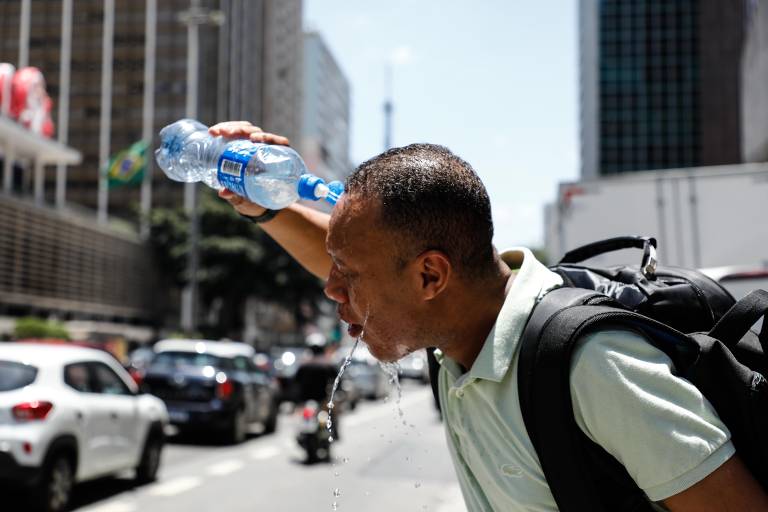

{"left": 345, "top": 143, "right": 495, "bottom": 279}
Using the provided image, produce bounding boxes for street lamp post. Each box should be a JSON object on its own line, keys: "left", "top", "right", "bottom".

{"left": 178, "top": 0, "right": 224, "bottom": 334}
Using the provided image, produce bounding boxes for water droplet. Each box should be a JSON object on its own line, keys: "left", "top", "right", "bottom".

{"left": 379, "top": 434, "right": 384, "bottom": 438}
{"left": 405, "top": 456, "right": 410, "bottom": 462}
{"left": 329, "top": 436, "right": 334, "bottom": 443}
{"left": 334, "top": 471, "right": 340, "bottom": 477}
{"left": 414, "top": 482, "right": 422, "bottom": 488}
{"left": 332, "top": 501, "right": 338, "bottom": 510}
{"left": 410, "top": 424, "right": 416, "bottom": 428}
{"left": 367, "top": 456, "right": 372, "bottom": 462}
{"left": 365, "top": 491, "right": 371, "bottom": 497}
{"left": 342, "top": 457, "right": 350, "bottom": 463}
{"left": 333, "top": 488, "right": 342, "bottom": 497}
{"left": 327, "top": 401, "right": 335, "bottom": 409}
{"left": 384, "top": 395, "right": 390, "bottom": 402}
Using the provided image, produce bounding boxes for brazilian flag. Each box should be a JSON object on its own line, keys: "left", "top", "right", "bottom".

{"left": 106, "top": 140, "right": 147, "bottom": 188}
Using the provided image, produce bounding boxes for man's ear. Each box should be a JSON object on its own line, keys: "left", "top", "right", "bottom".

{"left": 415, "top": 250, "right": 452, "bottom": 301}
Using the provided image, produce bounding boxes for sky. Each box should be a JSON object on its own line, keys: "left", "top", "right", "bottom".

{"left": 304, "top": 0, "right": 580, "bottom": 250}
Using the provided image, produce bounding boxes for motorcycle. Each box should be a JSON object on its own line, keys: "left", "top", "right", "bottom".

{"left": 296, "top": 400, "right": 334, "bottom": 463}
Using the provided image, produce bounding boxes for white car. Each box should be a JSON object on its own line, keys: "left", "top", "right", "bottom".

{"left": 0, "top": 343, "right": 169, "bottom": 512}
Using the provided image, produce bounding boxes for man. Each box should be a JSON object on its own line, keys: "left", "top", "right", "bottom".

{"left": 209, "top": 121, "right": 768, "bottom": 511}
{"left": 293, "top": 333, "right": 338, "bottom": 403}
{"left": 292, "top": 333, "right": 341, "bottom": 438}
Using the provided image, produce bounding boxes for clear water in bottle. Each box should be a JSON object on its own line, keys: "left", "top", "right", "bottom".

{"left": 155, "top": 119, "right": 334, "bottom": 210}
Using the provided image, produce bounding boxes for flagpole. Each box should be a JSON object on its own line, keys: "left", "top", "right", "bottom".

{"left": 56, "top": 0, "right": 73, "bottom": 210}
{"left": 140, "top": 0, "right": 157, "bottom": 239}
{"left": 97, "top": 0, "right": 115, "bottom": 226}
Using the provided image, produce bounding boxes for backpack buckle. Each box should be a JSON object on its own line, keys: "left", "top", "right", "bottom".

{"left": 641, "top": 239, "right": 658, "bottom": 280}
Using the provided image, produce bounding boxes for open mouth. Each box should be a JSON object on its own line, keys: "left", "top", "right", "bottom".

{"left": 347, "top": 323, "right": 364, "bottom": 338}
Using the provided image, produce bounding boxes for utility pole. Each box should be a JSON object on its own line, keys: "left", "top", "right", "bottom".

{"left": 178, "top": 0, "right": 225, "bottom": 334}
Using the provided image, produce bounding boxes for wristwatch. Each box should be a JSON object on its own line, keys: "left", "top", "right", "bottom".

{"left": 240, "top": 209, "right": 280, "bottom": 224}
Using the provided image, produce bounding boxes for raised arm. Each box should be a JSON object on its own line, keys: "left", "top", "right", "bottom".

{"left": 210, "top": 121, "right": 333, "bottom": 280}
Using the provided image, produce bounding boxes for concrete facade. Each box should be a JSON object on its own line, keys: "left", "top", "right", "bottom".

{"left": 300, "top": 31, "right": 351, "bottom": 183}
{"left": 0, "top": 0, "right": 304, "bottom": 217}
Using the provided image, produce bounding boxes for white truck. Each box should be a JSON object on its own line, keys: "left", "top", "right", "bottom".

{"left": 544, "top": 163, "right": 768, "bottom": 269}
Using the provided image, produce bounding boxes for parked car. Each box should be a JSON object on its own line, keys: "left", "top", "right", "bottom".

{"left": 397, "top": 350, "right": 430, "bottom": 384}
{"left": 141, "top": 339, "right": 280, "bottom": 443}
{"left": 345, "top": 359, "right": 389, "bottom": 400}
{"left": 0, "top": 343, "right": 168, "bottom": 512}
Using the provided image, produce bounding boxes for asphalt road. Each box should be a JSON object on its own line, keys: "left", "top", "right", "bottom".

{"left": 19, "top": 381, "right": 466, "bottom": 512}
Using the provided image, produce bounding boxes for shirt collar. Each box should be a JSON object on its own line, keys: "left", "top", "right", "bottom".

{"left": 436, "top": 247, "right": 562, "bottom": 384}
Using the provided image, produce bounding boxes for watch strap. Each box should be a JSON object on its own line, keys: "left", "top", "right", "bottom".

{"left": 240, "top": 209, "right": 280, "bottom": 224}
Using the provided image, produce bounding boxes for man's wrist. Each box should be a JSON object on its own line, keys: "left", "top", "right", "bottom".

{"left": 240, "top": 209, "right": 280, "bottom": 224}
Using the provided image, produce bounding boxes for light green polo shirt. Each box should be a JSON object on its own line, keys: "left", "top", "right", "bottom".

{"left": 435, "top": 247, "right": 735, "bottom": 512}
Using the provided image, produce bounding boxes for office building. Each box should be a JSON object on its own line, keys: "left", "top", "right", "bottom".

{"left": 0, "top": 0, "right": 305, "bottom": 334}
{"left": 580, "top": 0, "right": 745, "bottom": 178}
{"left": 0, "top": 0, "right": 303, "bottom": 217}
{"left": 300, "top": 31, "right": 351, "bottom": 182}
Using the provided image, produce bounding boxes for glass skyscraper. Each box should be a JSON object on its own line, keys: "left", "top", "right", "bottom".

{"left": 580, "top": 0, "right": 745, "bottom": 178}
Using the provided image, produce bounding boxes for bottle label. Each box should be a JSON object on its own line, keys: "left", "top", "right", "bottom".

{"left": 217, "top": 141, "right": 259, "bottom": 199}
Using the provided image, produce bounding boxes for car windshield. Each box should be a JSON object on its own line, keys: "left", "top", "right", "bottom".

{"left": 0, "top": 360, "right": 38, "bottom": 391}
{"left": 150, "top": 351, "right": 225, "bottom": 369}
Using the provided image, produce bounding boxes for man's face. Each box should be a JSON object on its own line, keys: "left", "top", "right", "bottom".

{"left": 324, "top": 195, "right": 424, "bottom": 362}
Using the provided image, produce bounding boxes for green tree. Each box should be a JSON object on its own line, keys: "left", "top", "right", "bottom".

{"left": 148, "top": 188, "right": 327, "bottom": 338}
{"left": 14, "top": 317, "right": 70, "bottom": 340}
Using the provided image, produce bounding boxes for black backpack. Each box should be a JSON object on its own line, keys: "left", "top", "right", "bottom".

{"left": 517, "top": 236, "right": 768, "bottom": 510}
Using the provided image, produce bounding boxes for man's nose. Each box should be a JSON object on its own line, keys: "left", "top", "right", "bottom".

{"left": 324, "top": 273, "right": 348, "bottom": 304}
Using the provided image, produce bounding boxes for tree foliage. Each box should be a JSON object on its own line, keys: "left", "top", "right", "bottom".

{"left": 148, "top": 188, "right": 327, "bottom": 338}
{"left": 14, "top": 317, "right": 70, "bottom": 340}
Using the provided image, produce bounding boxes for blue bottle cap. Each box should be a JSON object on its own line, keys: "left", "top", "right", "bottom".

{"left": 298, "top": 174, "right": 326, "bottom": 200}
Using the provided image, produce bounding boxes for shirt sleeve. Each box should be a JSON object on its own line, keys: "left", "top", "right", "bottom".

{"left": 569, "top": 328, "right": 735, "bottom": 501}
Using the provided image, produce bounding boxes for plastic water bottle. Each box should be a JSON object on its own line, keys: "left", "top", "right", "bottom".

{"left": 154, "top": 118, "right": 343, "bottom": 209}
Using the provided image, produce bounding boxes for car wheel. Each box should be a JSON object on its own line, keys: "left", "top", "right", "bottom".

{"left": 35, "top": 454, "right": 74, "bottom": 512}
{"left": 227, "top": 408, "right": 248, "bottom": 444}
{"left": 135, "top": 432, "right": 163, "bottom": 484}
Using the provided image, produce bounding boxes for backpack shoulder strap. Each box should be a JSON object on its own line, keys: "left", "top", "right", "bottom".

{"left": 518, "top": 288, "right": 666, "bottom": 512}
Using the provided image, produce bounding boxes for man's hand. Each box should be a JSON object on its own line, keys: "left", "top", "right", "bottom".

{"left": 209, "top": 120, "right": 291, "bottom": 146}
{"left": 208, "top": 121, "right": 291, "bottom": 217}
